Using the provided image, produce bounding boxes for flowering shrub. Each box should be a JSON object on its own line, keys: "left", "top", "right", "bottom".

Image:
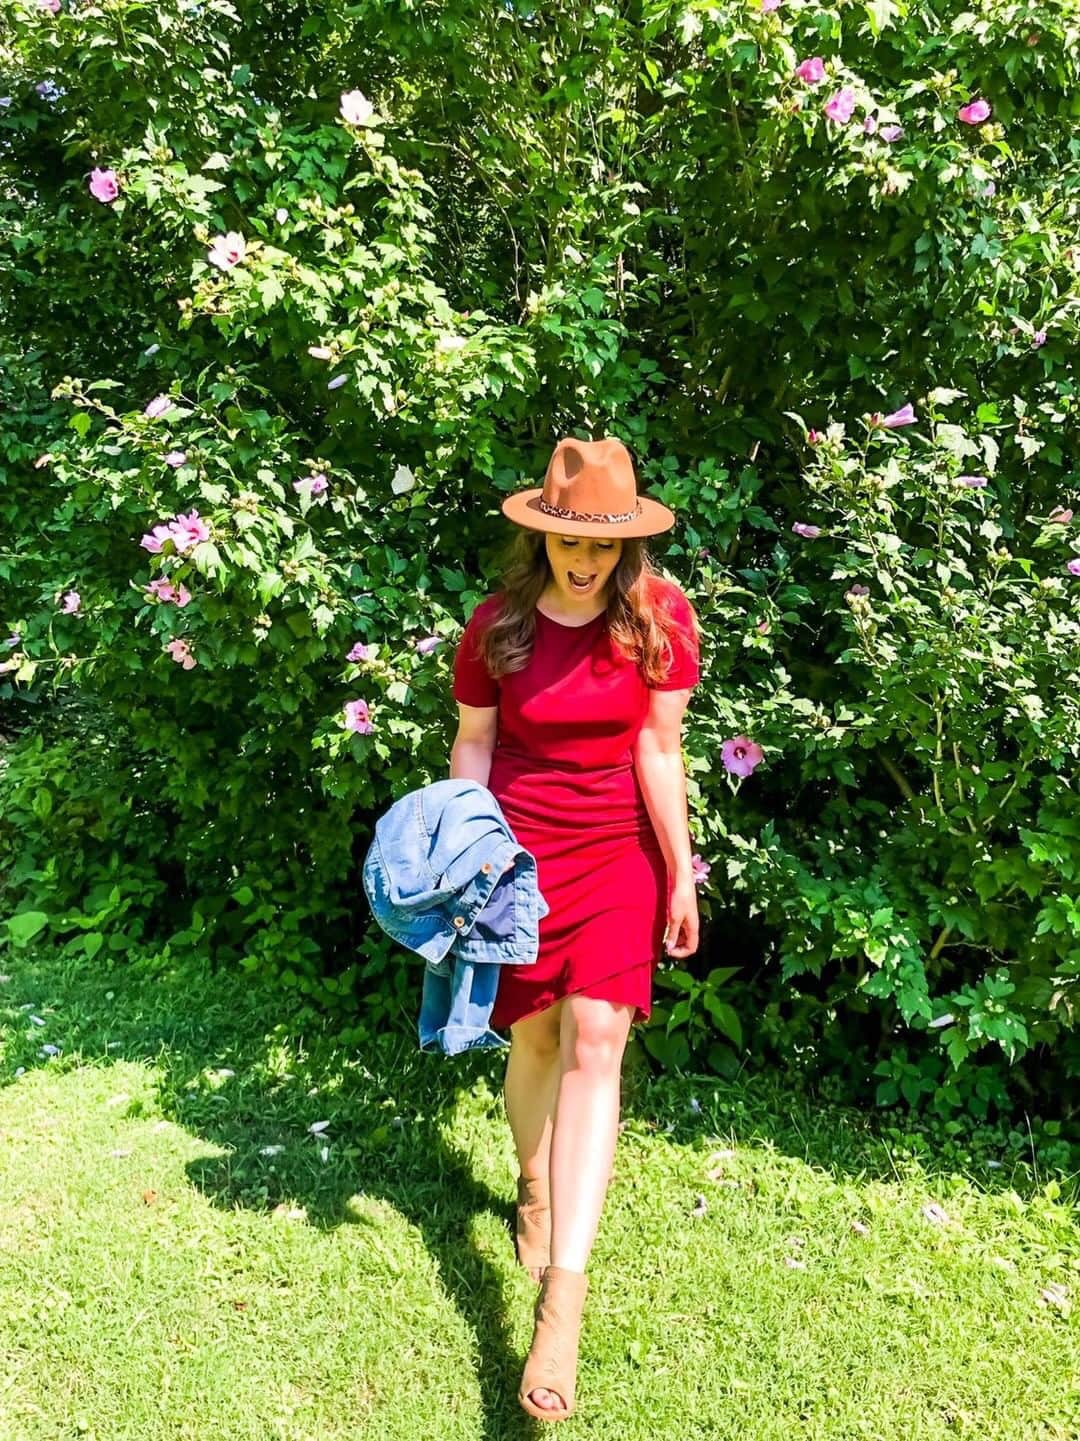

{"left": 2, "top": 0, "right": 1079, "bottom": 1115}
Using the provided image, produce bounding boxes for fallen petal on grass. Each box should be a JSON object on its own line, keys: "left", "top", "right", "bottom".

{"left": 1039, "top": 1282, "right": 1070, "bottom": 1313}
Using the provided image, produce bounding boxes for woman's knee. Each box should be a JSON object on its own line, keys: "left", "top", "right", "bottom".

{"left": 561, "top": 995, "right": 633, "bottom": 1070}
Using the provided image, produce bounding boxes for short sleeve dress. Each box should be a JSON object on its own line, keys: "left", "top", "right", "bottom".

{"left": 452, "top": 573, "right": 701, "bottom": 1031}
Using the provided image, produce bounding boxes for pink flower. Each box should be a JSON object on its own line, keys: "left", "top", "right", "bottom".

{"left": 144, "top": 394, "right": 171, "bottom": 419}
{"left": 414, "top": 635, "right": 442, "bottom": 655}
{"left": 1066, "top": 559, "right": 1080, "bottom": 577}
{"left": 956, "top": 475, "right": 988, "bottom": 488}
{"left": 307, "top": 345, "right": 333, "bottom": 360}
{"left": 33, "top": 454, "right": 51, "bottom": 468}
{"left": 756, "top": 619, "right": 770, "bottom": 635}
{"left": 760, "top": 0, "right": 782, "bottom": 10}
{"left": 41, "top": 0, "right": 61, "bottom": 12}
{"left": 344, "top": 698, "right": 374, "bottom": 734}
{"left": 795, "top": 57, "right": 825, "bottom": 84}
{"left": 958, "top": 98, "right": 991, "bottom": 125}
{"left": 846, "top": 583, "right": 870, "bottom": 599}
{"left": 339, "top": 89, "right": 374, "bottom": 126}
{"left": 88, "top": 167, "right": 119, "bottom": 203}
{"left": 168, "top": 510, "right": 210, "bottom": 551}
{"left": 807, "top": 429, "right": 821, "bottom": 444}
{"left": 1032, "top": 330, "right": 1047, "bottom": 348}
{"left": 1048, "top": 507, "right": 1073, "bottom": 525}
{"left": 346, "top": 641, "right": 375, "bottom": 662}
{"left": 165, "top": 637, "right": 197, "bottom": 669}
{"left": 147, "top": 578, "right": 192, "bottom": 607}
{"left": 792, "top": 522, "right": 821, "bottom": 538}
{"left": 207, "top": 231, "right": 246, "bottom": 269}
{"left": 863, "top": 113, "right": 878, "bottom": 134}
{"left": 293, "top": 473, "right": 328, "bottom": 497}
{"left": 722, "top": 735, "right": 764, "bottom": 778}
{"left": 879, "top": 124, "right": 903, "bottom": 142}
{"left": 981, "top": 181, "right": 996, "bottom": 198}
{"left": 691, "top": 854, "right": 711, "bottom": 886}
{"left": 880, "top": 403, "right": 916, "bottom": 428}
{"left": 327, "top": 374, "right": 348, "bottom": 390}
{"left": 824, "top": 87, "right": 856, "bottom": 124}
{"left": 60, "top": 590, "right": 81, "bottom": 615}
{"left": 163, "top": 451, "right": 187, "bottom": 468}
{"left": 140, "top": 523, "right": 176, "bottom": 554}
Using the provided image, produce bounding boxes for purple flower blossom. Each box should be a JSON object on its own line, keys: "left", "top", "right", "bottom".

{"left": 344, "top": 698, "right": 374, "bottom": 734}
{"left": 795, "top": 57, "right": 825, "bottom": 85}
{"left": 721, "top": 735, "right": 764, "bottom": 778}
{"left": 958, "top": 98, "right": 991, "bottom": 125}
{"left": 824, "top": 87, "right": 856, "bottom": 125}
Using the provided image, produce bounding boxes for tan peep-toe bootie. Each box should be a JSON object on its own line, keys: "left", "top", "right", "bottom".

{"left": 515, "top": 1172, "right": 551, "bottom": 1282}
{"left": 518, "top": 1264, "right": 590, "bottom": 1421}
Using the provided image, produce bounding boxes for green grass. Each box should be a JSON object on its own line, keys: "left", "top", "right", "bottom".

{"left": 0, "top": 947, "right": 1077, "bottom": 1441}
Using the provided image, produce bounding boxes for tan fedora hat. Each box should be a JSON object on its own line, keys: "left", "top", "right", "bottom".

{"left": 501, "top": 436, "right": 676, "bottom": 538}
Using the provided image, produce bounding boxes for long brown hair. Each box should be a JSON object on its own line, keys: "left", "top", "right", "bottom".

{"left": 474, "top": 527, "right": 700, "bottom": 687}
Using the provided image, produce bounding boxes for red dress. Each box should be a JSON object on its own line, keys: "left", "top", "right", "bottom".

{"left": 452, "top": 573, "right": 701, "bottom": 1031}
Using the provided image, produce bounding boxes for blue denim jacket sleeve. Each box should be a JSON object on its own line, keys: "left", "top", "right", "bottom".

{"left": 361, "top": 778, "right": 549, "bottom": 1056}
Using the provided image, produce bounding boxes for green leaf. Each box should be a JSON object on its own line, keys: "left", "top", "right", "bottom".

{"left": 7, "top": 911, "right": 49, "bottom": 945}
{"left": 704, "top": 994, "right": 743, "bottom": 1048}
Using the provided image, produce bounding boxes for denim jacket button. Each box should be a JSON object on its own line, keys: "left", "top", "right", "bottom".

{"left": 481, "top": 862, "right": 492, "bottom": 874}
{"left": 452, "top": 915, "right": 465, "bottom": 927}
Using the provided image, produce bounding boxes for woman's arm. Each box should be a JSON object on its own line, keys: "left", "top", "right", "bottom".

{"left": 449, "top": 701, "right": 498, "bottom": 785}
{"left": 632, "top": 687, "right": 699, "bottom": 958}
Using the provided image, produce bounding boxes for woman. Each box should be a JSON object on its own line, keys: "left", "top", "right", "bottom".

{"left": 449, "top": 435, "right": 701, "bottom": 1421}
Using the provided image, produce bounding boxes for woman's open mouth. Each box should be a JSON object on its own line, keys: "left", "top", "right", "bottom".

{"left": 567, "top": 571, "right": 596, "bottom": 592}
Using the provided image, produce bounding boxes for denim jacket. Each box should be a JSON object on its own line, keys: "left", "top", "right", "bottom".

{"left": 361, "top": 778, "right": 548, "bottom": 1055}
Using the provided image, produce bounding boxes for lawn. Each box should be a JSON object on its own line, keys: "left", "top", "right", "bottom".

{"left": 0, "top": 947, "right": 1076, "bottom": 1441}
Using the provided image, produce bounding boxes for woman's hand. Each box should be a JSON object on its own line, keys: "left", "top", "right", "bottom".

{"left": 663, "top": 876, "right": 700, "bottom": 960}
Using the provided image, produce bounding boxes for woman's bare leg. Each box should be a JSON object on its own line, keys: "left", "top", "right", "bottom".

{"left": 526, "top": 994, "right": 634, "bottom": 1413}
{"left": 503, "top": 1001, "right": 564, "bottom": 1278}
